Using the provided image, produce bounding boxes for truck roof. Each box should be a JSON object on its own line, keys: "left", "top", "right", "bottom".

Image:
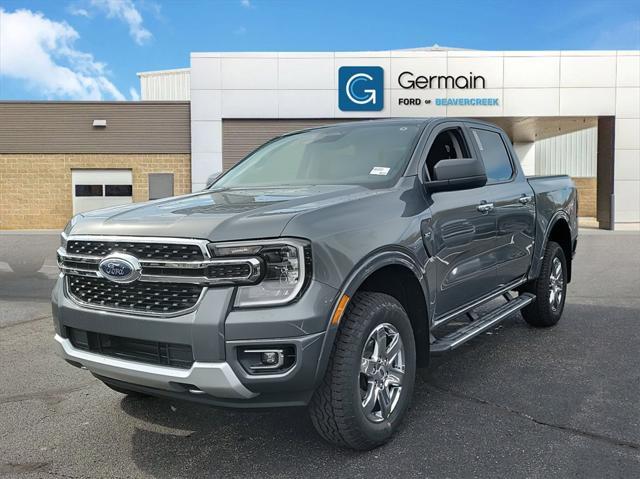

{"left": 290, "top": 117, "right": 500, "bottom": 135}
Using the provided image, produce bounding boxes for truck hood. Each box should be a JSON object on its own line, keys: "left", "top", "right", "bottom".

{"left": 69, "top": 184, "right": 374, "bottom": 241}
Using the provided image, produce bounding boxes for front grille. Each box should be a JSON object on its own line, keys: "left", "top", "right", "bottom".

{"left": 142, "top": 262, "right": 253, "bottom": 279}
{"left": 68, "top": 328, "right": 194, "bottom": 369}
{"left": 208, "top": 263, "right": 253, "bottom": 278}
{"left": 66, "top": 240, "right": 204, "bottom": 261}
{"left": 67, "top": 276, "right": 204, "bottom": 314}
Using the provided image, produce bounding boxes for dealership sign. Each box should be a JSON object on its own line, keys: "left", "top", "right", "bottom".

{"left": 338, "top": 66, "right": 499, "bottom": 111}
{"left": 398, "top": 71, "right": 486, "bottom": 89}
{"left": 338, "top": 66, "right": 384, "bottom": 111}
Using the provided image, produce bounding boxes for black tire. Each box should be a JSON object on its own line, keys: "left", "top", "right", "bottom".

{"left": 102, "top": 381, "right": 149, "bottom": 398}
{"left": 521, "top": 240, "right": 567, "bottom": 327}
{"left": 309, "top": 292, "right": 416, "bottom": 450}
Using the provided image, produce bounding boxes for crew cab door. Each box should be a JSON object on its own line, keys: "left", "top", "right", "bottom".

{"left": 419, "top": 122, "right": 499, "bottom": 318}
{"left": 467, "top": 125, "right": 536, "bottom": 286}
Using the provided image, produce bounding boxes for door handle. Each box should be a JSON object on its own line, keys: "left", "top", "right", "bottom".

{"left": 519, "top": 195, "right": 533, "bottom": 204}
{"left": 477, "top": 202, "right": 494, "bottom": 213}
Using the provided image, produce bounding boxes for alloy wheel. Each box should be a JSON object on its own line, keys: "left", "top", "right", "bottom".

{"left": 549, "top": 256, "right": 564, "bottom": 312}
{"left": 359, "top": 323, "right": 406, "bottom": 423}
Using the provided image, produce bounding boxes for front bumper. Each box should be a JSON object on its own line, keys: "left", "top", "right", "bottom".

{"left": 55, "top": 334, "right": 256, "bottom": 399}
{"left": 52, "top": 275, "right": 339, "bottom": 407}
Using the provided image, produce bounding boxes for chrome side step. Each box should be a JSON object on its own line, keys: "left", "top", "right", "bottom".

{"left": 430, "top": 293, "right": 535, "bottom": 355}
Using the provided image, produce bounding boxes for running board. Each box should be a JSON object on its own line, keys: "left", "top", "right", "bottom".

{"left": 430, "top": 293, "right": 535, "bottom": 355}
{"left": 432, "top": 277, "right": 528, "bottom": 329}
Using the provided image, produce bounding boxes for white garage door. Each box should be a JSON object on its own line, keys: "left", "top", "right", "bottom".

{"left": 72, "top": 169, "right": 133, "bottom": 214}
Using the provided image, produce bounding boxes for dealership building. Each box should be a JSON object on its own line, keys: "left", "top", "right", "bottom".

{"left": 1, "top": 47, "right": 639, "bottom": 230}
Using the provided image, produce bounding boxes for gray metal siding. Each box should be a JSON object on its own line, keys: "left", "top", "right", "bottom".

{"left": 0, "top": 102, "right": 190, "bottom": 153}
{"left": 535, "top": 126, "right": 597, "bottom": 177}
{"left": 222, "top": 119, "right": 349, "bottom": 170}
{"left": 139, "top": 69, "right": 191, "bottom": 101}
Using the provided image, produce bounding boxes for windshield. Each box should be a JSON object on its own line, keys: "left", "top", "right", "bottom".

{"left": 214, "top": 122, "right": 423, "bottom": 189}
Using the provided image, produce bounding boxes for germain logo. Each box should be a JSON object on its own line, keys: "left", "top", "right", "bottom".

{"left": 398, "top": 71, "right": 486, "bottom": 89}
{"left": 338, "top": 66, "right": 384, "bottom": 112}
{"left": 98, "top": 253, "right": 141, "bottom": 283}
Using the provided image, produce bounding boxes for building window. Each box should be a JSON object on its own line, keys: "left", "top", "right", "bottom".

{"left": 75, "top": 185, "right": 104, "bottom": 197}
{"left": 149, "top": 173, "right": 174, "bottom": 200}
{"left": 105, "top": 185, "right": 133, "bottom": 197}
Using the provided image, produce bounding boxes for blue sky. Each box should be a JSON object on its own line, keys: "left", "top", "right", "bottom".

{"left": 1, "top": 0, "right": 639, "bottom": 101}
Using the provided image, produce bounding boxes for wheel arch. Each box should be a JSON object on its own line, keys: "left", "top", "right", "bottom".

{"left": 313, "top": 249, "right": 431, "bottom": 386}
{"left": 547, "top": 217, "right": 573, "bottom": 282}
{"left": 530, "top": 211, "right": 574, "bottom": 283}
{"left": 538, "top": 211, "right": 573, "bottom": 283}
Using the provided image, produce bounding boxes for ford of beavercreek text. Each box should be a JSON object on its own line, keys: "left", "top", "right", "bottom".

{"left": 53, "top": 118, "right": 578, "bottom": 450}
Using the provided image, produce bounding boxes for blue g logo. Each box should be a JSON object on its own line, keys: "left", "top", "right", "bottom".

{"left": 338, "top": 66, "right": 384, "bottom": 112}
{"left": 98, "top": 253, "right": 141, "bottom": 283}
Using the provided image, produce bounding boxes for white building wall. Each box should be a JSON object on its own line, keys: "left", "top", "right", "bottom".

{"left": 138, "top": 68, "right": 191, "bottom": 101}
{"left": 514, "top": 142, "right": 536, "bottom": 176}
{"left": 613, "top": 53, "right": 640, "bottom": 226}
{"left": 189, "top": 50, "right": 640, "bottom": 228}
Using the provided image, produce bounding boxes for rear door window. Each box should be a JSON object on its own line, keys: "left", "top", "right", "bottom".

{"left": 471, "top": 128, "right": 514, "bottom": 182}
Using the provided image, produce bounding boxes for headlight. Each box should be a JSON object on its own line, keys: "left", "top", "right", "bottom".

{"left": 209, "top": 238, "right": 311, "bottom": 307}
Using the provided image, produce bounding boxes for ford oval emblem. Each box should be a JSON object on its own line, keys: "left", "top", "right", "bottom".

{"left": 98, "top": 253, "right": 142, "bottom": 283}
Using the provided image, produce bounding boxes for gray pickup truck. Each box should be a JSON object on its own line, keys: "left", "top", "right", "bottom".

{"left": 53, "top": 118, "right": 578, "bottom": 450}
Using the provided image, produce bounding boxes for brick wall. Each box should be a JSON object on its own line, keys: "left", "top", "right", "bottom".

{"left": 0, "top": 154, "right": 191, "bottom": 230}
{"left": 573, "top": 177, "right": 597, "bottom": 218}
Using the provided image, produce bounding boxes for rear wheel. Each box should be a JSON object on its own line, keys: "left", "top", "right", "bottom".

{"left": 309, "top": 292, "right": 416, "bottom": 450}
{"left": 521, "top": 240, "right": 567, "bottom": 327}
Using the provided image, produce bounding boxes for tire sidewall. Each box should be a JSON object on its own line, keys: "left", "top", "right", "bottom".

{"left": 546, "top": 243, "right": 567, "bottom": 321}
{"left": 347, "top": 297, "right": 416, "bottom": 444}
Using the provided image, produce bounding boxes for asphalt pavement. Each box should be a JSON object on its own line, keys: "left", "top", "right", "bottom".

{"left": 1, "top": 229, "right": 639, "bottom": 478}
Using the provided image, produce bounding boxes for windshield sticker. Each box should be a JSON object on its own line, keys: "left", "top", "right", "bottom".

{"left": 370, "top": 167, "right": 390, "bottom": 176}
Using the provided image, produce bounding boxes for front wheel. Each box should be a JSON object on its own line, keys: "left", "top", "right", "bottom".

{"left": 309, "top": 292, "right": 416, "bottom": 450}
{"left": 521, "top": 240, "right": 568, "bottom": 327}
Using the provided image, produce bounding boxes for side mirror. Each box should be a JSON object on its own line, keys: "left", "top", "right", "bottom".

{"left": 205, "top": 172, "right": 221, "bottom": 189}
{"left": 426, "top": 158, "right": 487, "bottom": 192}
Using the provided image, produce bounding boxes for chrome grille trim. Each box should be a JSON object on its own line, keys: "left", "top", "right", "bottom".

{"left": 57, "top": 245, "right": 263, "bottom": 285}
{"left": 58, "top": 235, "right": 263, "bottom": 316}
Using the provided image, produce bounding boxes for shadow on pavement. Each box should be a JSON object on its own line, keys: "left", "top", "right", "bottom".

{"left": 0, "top": 271, "right": 57, "bottom": 301}
{"left": 115, "top": 300, "right": 640, "bottom": 478}
{"left": 0, "top": 232, "right": 59, "bottom": 301}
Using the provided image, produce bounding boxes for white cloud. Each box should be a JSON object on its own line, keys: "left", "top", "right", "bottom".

{"left": 129, "top": 86, "right": 140, "bottom": 101}
{"left": 69, "top": 6, "right": 91, "bottom": 17}
{"left": 90, "top": 0, "right": 151, "bottom": 45}
{"left": 240, "top": 0, "right": 252, "bottom": 8}
{"left": 0, "top": 8, "right": 125, "bottom": 100}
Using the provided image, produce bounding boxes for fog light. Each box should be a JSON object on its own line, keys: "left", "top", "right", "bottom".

{"left": 243, "top": 349, "right": 284, "bottom": 371}
{"left": 261, "top": 351, "right": 279, "bottom": 366}
{"left": 237, "top": 346, "right": 296, "bottom": 374}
